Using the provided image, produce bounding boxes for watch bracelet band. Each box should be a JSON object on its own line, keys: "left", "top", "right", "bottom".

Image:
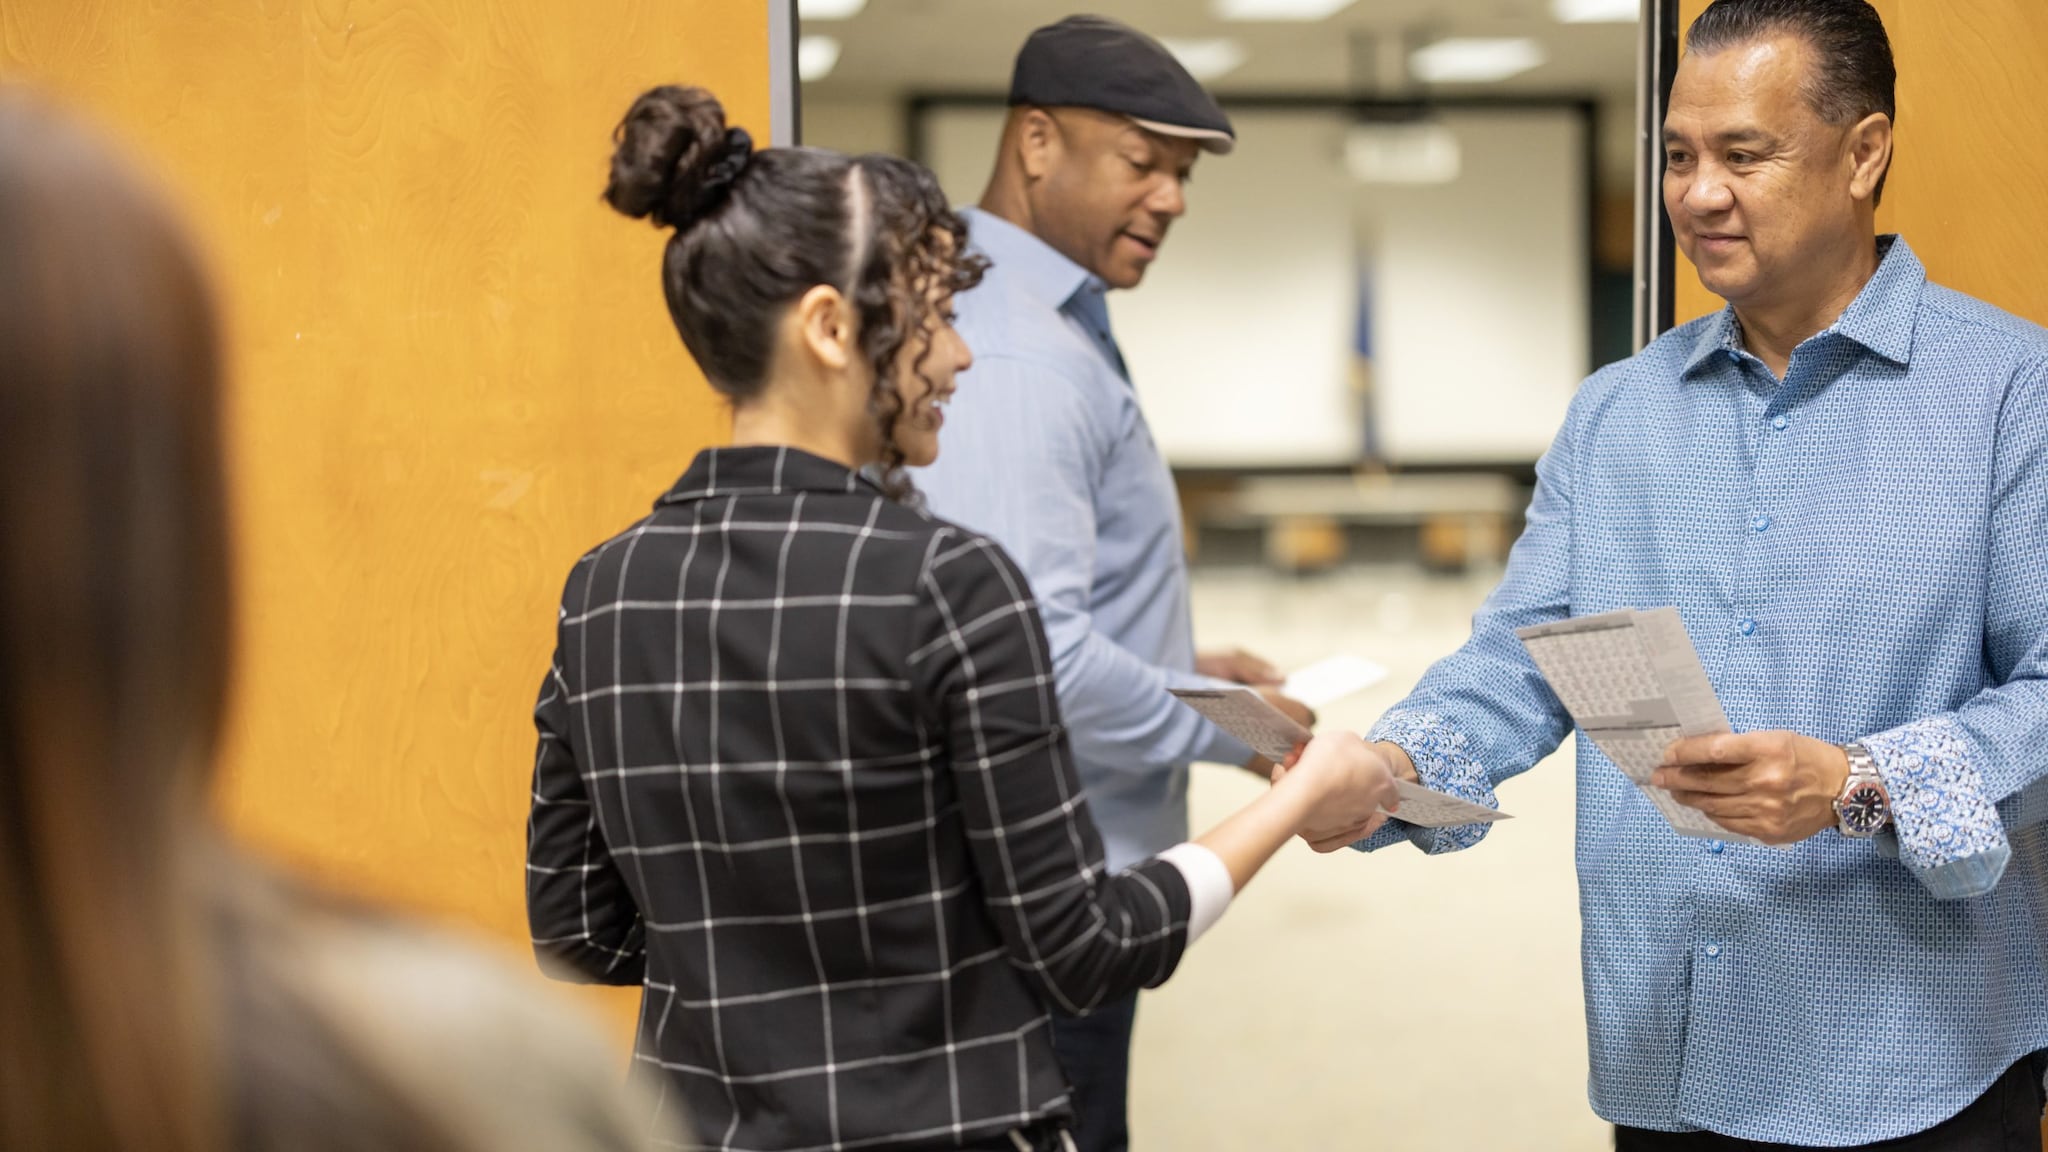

{"left": 1841, "top": 741, "right": 1880, "bottom": 784}
{"left": 1836, "top": 741, "right": 1889, "bottom": 835}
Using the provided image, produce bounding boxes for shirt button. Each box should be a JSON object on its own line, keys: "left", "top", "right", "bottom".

{"left": 1704, "top": 944, "right": 1722, "bottom": 958}
{"left": 1709, "top": 841, "right": 1725, "bottom": 854}
{"left": 1753, "top": 515, "right": 1772, "bottom": 533}
{"left": 1771, "top": 414, "right": 1789, "bottom": 431}
{"left": 1738, "top": 618, "right": 1757, "bottom": 636}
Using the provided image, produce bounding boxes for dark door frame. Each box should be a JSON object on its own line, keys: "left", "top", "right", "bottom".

{"left": 1635, "top": 0, "right": 1681, "bottom": 349}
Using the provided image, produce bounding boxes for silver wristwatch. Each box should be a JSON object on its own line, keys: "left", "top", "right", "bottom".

{"left": 1834, "top": 742, "right": 1892, "bottom": 838}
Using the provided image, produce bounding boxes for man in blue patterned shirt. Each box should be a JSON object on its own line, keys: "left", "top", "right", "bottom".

{"left": 1298, "top": 1, "right": 2048, "bottom": 1147}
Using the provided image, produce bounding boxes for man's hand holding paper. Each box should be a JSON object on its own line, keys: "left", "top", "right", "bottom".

{"left": 1653, "top": 730, "right": 1852, "bottom": 846}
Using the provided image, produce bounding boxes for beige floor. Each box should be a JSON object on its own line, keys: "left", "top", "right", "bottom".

{"left": 1129, "top": 564, "right": 1611, "bottom": 1151}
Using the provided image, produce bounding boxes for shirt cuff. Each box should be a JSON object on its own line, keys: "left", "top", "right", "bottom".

{"left": 1352, "top": 710, "right": 1498, "bottom": 856}
{"left": 1156, "top": 842, "right": 1234, "bottom": 945}
{"left": 1861, "top": 714, "right": 2011, "bottom": 899}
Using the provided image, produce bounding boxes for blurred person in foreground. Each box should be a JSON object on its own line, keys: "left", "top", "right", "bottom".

{"left": 911, "top": 21, "right": 1317, "bottom": 1146}
{"left": 0, "top": 89, "right": 659, "bottom": 1152}
{"left": 1296, "top": 2, "right": 2048, "bottom": 1148}
{"left": 524, "top": 82, "right": 1400, "bottom": 1152}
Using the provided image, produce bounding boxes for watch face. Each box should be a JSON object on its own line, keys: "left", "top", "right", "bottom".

{"left": 1839, "top": 784, "right": 1889, "bottom": 835}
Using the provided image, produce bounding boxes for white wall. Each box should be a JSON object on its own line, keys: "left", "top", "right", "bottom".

{"left": 1120, "top": 110, "right": 1366, "bottom": 468}
{"left": 1365, "top": 109, "right": 1589, "bottom": 462}
{"left": 924, "top": 106, "right": 1364, "bottom": 467}
{"left": 918, "top": 103, "right": 1589, "bottom": 467}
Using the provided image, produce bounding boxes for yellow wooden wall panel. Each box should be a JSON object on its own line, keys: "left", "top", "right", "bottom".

{"left": 1674, "top": 0, "right": 2048, "bottom": 328}
{"left": 1669, "top": 0, "right": 1714, "bottom": 325}
{"left": 0, "top": 0, "right": 769, "bottom": 1035}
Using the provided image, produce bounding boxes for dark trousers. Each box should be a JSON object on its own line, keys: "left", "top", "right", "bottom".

{"left": 1615, "top": 1057, "right": 2046, "bottom": 1152}
{"left": 1048, "top": 992, "right": 1139, "bottom": 1152}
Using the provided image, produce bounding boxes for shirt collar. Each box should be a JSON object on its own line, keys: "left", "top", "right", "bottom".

{"left": 1830, "top": 234, "right": 1924, "bottom": 365}
{"left": 657, "top": 445, "right": 875, "bottom": 507}
{"left": 1679, "top": 234, "right": 1926, "bottom": 378}
{"left": 959, "top": 206, "right": 1105, "bottom": 313}
{"left": 1679, "top": 303, "right": 1747, "bottom": 379}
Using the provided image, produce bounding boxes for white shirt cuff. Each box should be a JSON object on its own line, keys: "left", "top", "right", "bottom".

{"left": 1156, "top": 842, "right": 1234, "bottom": 945}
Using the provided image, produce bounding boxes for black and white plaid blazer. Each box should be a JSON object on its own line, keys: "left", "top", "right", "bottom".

{"left": 527, "top": 446, "right": 1194, "bottom": 1152}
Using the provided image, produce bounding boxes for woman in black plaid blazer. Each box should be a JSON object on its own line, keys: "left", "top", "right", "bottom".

{"left": 526, "top": 85, "right": 1399, "bottom": 1152}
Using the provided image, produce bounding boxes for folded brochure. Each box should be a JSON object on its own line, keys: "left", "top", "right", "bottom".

{"left": 1515, "top": 607, "right": 1765, "bottom": 846}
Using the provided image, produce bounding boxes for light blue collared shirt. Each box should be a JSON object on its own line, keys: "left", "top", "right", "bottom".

{"left": 1362, "top": 236, "right": 2048, "bottom": 1143}
{"left": 915, "top": 208, "right": 1251, "bottom": 870}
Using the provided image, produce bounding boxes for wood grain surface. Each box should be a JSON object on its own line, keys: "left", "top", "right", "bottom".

{"left": 1674, "top": 0, "right": 2048, "bottom": 329}
{"left": 2, "top": 0, "right": 771, "bottom": 1035}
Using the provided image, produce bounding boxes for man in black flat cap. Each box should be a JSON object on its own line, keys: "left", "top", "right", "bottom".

{"left": 916, "top": 16, "right": 1314, "bottom": 1151}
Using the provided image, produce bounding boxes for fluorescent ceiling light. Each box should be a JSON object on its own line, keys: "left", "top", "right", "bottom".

{"left": 1346, "top": 121, "right": 1461, "bottom": 184}
{"left": 797, "top": 36, "right": 841, "bottom": 82}
{"left": 1213, "top": 0, "right": 1356, "bottom": 22}
{"left": 1159, "top": 37, "right": 1248, "bottom": 81}
{"left": 1409, "top": 37, "right": 1546, "bottom": 84}
{"left": 1552, "top": 0, "right": 1639, "bottom": 21}
{"left": 798, "top": 0, "right": 867, "bottom": 19}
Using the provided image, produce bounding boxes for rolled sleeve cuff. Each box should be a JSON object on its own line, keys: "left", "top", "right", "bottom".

{"left": 1861, "top": 714, "right": 2012, "bottom": 899}
{"left": 1157, "top": 842, "right": 1234, "bottom": 945}
{"left": 1351, "top": 709, "right": 1498, "bottom": 855}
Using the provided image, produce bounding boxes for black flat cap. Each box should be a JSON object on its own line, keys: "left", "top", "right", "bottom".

{"left": 1008, "top": 14, "right": 1236, "bottom": 155}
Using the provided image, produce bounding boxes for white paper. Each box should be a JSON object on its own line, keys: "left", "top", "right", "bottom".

{"left": 1171, "top": 687, "right": 1312, "bottom": 763}
{"left": 1169, "top": 687, "right": 1510, "bottom": 828}
{"left": 1515, "top": 608, "right": 1766, "bottom": 846}
{"left": 1281, "top": 654, "right": 1389, "bottom": 709}
{"left": 1388, "top": 778, "right": 1510, "bottom": 827}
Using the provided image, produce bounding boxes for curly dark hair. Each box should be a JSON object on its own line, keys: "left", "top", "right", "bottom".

{"left": 604, "top": 85, "right": 986, "bottom": 502}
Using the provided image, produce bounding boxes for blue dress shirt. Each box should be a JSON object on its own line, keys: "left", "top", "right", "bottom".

{"left": 1362, "top": 237, "right": 2048, "bottom": 1143}
{"left": 915, "top": 208, "right": 1252, "bottom": 871}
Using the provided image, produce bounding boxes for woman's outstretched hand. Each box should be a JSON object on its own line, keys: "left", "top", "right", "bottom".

{"left": 1277, "top": 732, "right": 1401, "bottom": 852}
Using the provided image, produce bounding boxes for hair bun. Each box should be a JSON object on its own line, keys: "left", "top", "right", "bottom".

{"left": 603, "top": 86, "right": 755, "bottom": 232}
{"left": 670, "top": 125, "right": 752, "bottom": 229}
